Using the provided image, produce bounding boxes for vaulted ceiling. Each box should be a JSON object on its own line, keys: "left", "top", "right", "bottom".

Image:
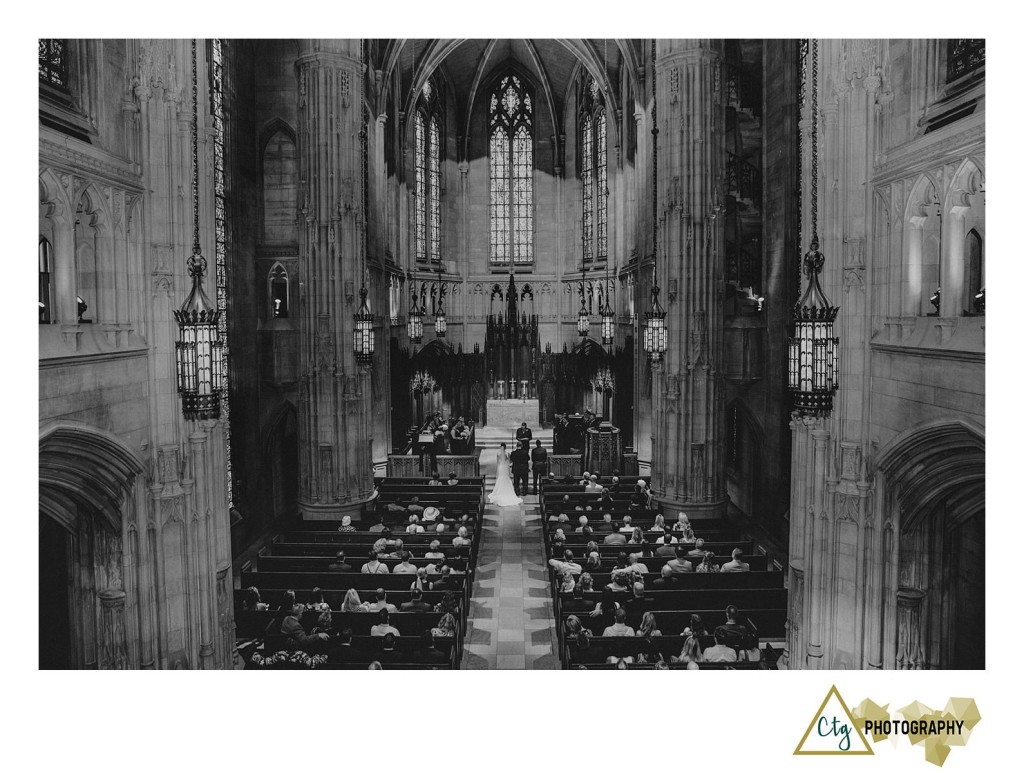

{"left": 369, "top": 39, "right": 645, "bottom": 142}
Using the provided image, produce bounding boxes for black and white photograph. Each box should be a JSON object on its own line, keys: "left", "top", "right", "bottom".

{"left": 17, "top": 4, "right": 1016, "bottom": 769}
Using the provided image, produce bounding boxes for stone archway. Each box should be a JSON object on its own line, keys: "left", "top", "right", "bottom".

{"left": 39, "top": 425, "right": 144, "bottom": 669}
{"left": 874, "top": 421, "right": 985, "bottom": 669}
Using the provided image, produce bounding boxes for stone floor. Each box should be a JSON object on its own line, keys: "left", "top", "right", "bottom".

{"left": 460, "top": 448, "right": 559, "bottom": 669}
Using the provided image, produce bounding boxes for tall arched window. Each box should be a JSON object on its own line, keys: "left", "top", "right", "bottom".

{"left": 268, "top": 263, "right": 289, "bottom": 318}
{"left": 965, "top": 228, "right": 984, "bottom": 314}
{"left": 489, "top": 74, "right": 534, "bottom": 265}
{"left": 39, "top": 237, "right": 53, "bottom": 324}
{"left": 39, "top": 39, "right": 68, "bottom": 89}
{"left": 579, "top": 75, "right": 607, "bottom": 266}
{"left": 415, "top": 79, "right": 443, "bottom": 265}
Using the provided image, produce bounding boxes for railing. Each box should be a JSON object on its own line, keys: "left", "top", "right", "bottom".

{"left": 722, "top": 61, "right": 762, "bottom": 119}
{"left": 725, "top": 152, "right": 762, "bottom": 210}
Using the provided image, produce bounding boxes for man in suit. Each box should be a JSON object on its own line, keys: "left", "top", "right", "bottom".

{"left": 721, "top": 548, "right": 751, "bottom": 572}
{"left": 399, "top": 588, "right": 432, "bottom": 612}
{"left": 530, "top": 439, "right": 549, "bottom": 495}
{"left": 516, "top": 421, "right": 533, "bottom": 444}
{"left": 328, "top": 550, "right": 353, "bottom": 572}
{"left": 510, "top": 441, "right": 530, "bottom": 496}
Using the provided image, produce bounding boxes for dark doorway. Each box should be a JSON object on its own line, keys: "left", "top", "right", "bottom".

{"left": 951, "top": 511, "right": 985, "bottom": 669}
{"left": 39, "top": 515, "right": 72, "bottom": 669}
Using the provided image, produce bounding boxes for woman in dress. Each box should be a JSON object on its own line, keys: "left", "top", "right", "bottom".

{"left": 341, "top": 588, "right": 369, "bottom": 613}
{"left": 487, "top": 442, "right": 523, "bottom": 507}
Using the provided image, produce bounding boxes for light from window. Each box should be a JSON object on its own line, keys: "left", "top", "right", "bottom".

{"left": 490, "top": 75, "right": 534, "bottom": 265}
{"left": 270, "top": 264, "right": 289, "bottom": 318}
{"left": 39, "top": 39, "right": 68, "bottom": 89}
{"left": 414, "top": 81, "right": 443, "bottom": 265}
{"left": 966, "top": 229, "right": 983, "bottom": 315}
{"left": 947, "top": 39, "right": 985, "bottom": 82}
{"left": 579, "top": 75, "right": 608, "bottom": 265}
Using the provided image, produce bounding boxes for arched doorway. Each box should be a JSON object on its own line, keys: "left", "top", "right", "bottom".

{"left": 876, "top": 421, "right": 985, "bottom": 669}
{"left": 38, "top": 426, "right": 143, "bottom": 669}
{"left": 264, "top": 404, "right": 299, "bottom": 522}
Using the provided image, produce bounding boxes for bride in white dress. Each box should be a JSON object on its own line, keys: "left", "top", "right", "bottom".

{"left": 487, "top": 442, "right": 523, "bottom": 507}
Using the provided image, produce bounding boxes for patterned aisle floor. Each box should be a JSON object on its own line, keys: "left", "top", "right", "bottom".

{"left": 461, "top": 457, "right": 559, "bottom": 669}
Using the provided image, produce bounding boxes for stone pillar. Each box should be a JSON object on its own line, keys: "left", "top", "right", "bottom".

{"left": 651, "top": 40, "right": 727, "bottom": 515}
{"left": 295, "top": 40, "right": 373, "bottom": 520}
{"left": 98, "top": 589, "right": 128, "bottom": 669}
{"left": 895, "top": 588, "right": 926, "bottom": 669}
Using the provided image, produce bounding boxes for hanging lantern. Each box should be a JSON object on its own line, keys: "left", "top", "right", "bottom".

{"left": 577, "top": 302, "right": 590, "bottom": 338}
{"left": 175, "top": 255, "right": 225, "bottom": 419}
{"left": 788, "top": 237, "right": 839, "bottom": 415}
{"left": 353, "top": 286, "right": 375, "bottom": 365}
{"left": 174, "top": 39, "right": 225, "bottom": 421}
{"left": 408, "top": 290, "right": 424, "bottom": 344}
{"left": 434, "top": 296, "right": 447, "bottom": 338}
{"left": 600, "top": 286, "right": 615, "bottom": 346}
{"left": 643, "top": 283, "right": 667, "bottom": 364}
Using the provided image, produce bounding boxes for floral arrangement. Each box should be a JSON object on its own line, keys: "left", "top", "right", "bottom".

{"left": 248, "top": 649, "right": 328, "bottom": 669}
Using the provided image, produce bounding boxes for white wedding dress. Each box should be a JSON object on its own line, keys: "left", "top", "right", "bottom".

{"left": 487, "top": 449, "right": 523, "bottom": 507}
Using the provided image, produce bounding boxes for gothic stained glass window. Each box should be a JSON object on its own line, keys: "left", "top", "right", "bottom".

{"left": 947, "top": 39, "right": 985, "bottom": 82}
{"left": 489, "top": 74, "right": 534, "bottom": 264}
{"left": 39, "top": 39, "right": 68, "bottom": 89}
{"left": 414, "top": 81, "right": 442, "bottom": 264}
{"left": 579, "top": 75, "right": 608, "bottom": 266}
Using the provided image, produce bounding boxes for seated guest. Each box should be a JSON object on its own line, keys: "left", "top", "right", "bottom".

{"left": 584, "top": 551, "right": 602, "bottom": 573}
{"left": 564, "top": 614, "right": 588, "bottom": 640}
{"left": 717, "top": 605, "right": 751, "bottom": 644}
{"left": 409, "top": 567, "right": 429, "bottom": 593}
{"left": 306, "top": 587, "right": 330, "bottom": 613}
{"left": 557, "top": 567, "right": 576, "bottom": 595}
{"left": 434, "top": 521, "right": 448, "bottom": 535}
{"left": 386, "top": 539, "right": 406, "bottom": 559}
{"left": 605, "top": 571, "right": 632, "bottom": 593}
{"left": 406, "top": 515, "right": 425, "bottom": 535}
{"left": 336, "top": 515, "right": 357, "bottom": 532}
{"left": 649, "top": 514, "right": 667, "bottom": 532}
{"left": 370, "top": 609, "right": 400, "bottom": 637}
{"left": 599, "top": 488, "right": 615, "bottom": 508}
{"left": 673, "top": 634, "right": 703, "bottom": 670}
{"left": 561, "top": 472, "right": 576, "bottom": 485}
{"left": 386, "top": 498, "right": 408, "bottom": 515}
{"left": 368, "top": 661, "right": 383, "bottom": 670}
{"left": 419, "top": 631, "right": 450, "bottom": 665}
{"left": 593, "top": 512, "right": 613, "bottom": 534}
{"left": 578, "top": 572, "right": 594, "bottom": 592}
{"left": 610, "top": 476, "right": 622, "bottom": 495}
{"left": 667, "top": 546, "right": 694, "bottom": 574}
{"left": 427, "top": 472, "right": 443, "bottom": 486}
{"left": 626, "top": 581, "right": 655, "bottom": 612}
{"left": 240, "top": 587, "right": 269, "bottom": 612}
{"left": 329, "top": 627, "right": 361, "bottom": 663}
{"left": 654, "top": 539, "right": 678, "bottom": 558}
{"left": 562, "top": 584, "right": 595, "bottom": 614}
{"left": 683, "top": 614, "right": 707, "bottom": 638}
{"left": 627, "top": 554, "right": 650, "bottom": 576}
{"left": 654, "top": 530, "right": 678, "bottom": 545}
{"left": 281, "top": 602, "right": 330, "bottom": 650}
{"left": 368, "top": 515, "right": 388, "bottom": 533}
{"left": 612, "top": 552, "right": 629, "bottom": 571}
{"left": 548, "top": 549, "right": 582, "bottom": 576}
{"left": 721, "top": 548, "right": 751, "bottom": 573}
{"left": 400, "top": 588, "right": 432, "bottom": 612}
{"left": 424, "top": 540, "right": 446, "bottom": 560}
{"left": 628, "top": 494, "right": 643, "bottom": 511}
{"left": 433, "top": 591, "right": 459, "bottom": 616}
{"left": 341, "top": 588, "right": 370, "bottom": 613}
{"left": 628, "top": 527, "right": 646, "bottom": 545}
{"left": 589, "top": 588, "right": 620, "bottom": 629}
{"left": 451, "top": 526, "right": 471, "bottom": 547}
{"left": 447, "top": 472, "right": 460, "bottom": 485}
{"left": 311, "top": 609, "right": 334, "bottom": 637}
{"left": 431, "top": 612, "right": 458, "bottom": 639}
{"left": 378, "top": 632, "right": 400, "bottom": 664}
{"left": 651, "top": 564, "right": 677, "bottom": 589}
{"left": 619, "top": 515, "right": 634, "bottom": 533}
{"left": 586, "top": 476, "right": 602, "bottom": 493}
{"left": 393, "top": 551, "right": 417, "bottom": 574}
{"left": 328, "top": 551, "right": 353, "bottom": 573}
{"left": 422, "top": 506, "right": 440, "bottom": 523}
{"left": 602, "top": 607, "right": 636, "bottom": 637}
{"left": 406, "top": 496, "right": 425, "bottom": 515}
{"left": 702, "top": 631, "right": 738, "bottom": 663}
{"left": 672, "top": 513, "right": 691, "bottom": 532}
{"left": 430, "top": 565, "right": 455, "bottom": 591}
{"left": 367, "top": 589, "right": 398, "bottom": 614}
{"left": 604, "top": 524, "right": 627, "bottom": 545}
{"left": 697, "top": 552, "right": 720, "bottom": 573}
{"left": 636, "top": 611, "right": 661, "bottom": 638}
{"left": 677, "top": 524, "right": 696, "bottom": 543}
{"left": 687, "top": 538, "right": 708, "bottom": 558}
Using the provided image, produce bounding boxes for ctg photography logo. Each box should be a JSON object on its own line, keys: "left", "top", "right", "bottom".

{"left": 793, "top": 685, "right": 981, "bottom": 767}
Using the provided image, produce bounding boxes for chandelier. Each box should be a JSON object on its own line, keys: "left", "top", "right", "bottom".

{"left": 788, "top": 40, "right": 839, "bottom": 417}
{"left": 174, "top": 39, "right": 225, "bottom": 420}
{"left": 643, "top": 40, "right": 667, "bottom": 366}
{"left": 600, "top": 265, "right": 615, "bottom": 346}
{"left": 408, "top": 287, "right": 424, "bottom": 344}
{"left": 434, "top": 260, "right": 447, "bottom": 338}
{"left": 353, "top": 286, "right": 374, "bottom": 365}
{"left": 577, "top": 263, "right": 591, "bottom": 338}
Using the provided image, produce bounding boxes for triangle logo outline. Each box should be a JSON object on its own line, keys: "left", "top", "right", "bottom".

{"left": 793, "top": 684, "right": 874, "bottom": 756}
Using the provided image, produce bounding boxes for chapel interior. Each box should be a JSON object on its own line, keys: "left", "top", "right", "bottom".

{"left": 37, "top": 38, "right": 985, "bottom": 670}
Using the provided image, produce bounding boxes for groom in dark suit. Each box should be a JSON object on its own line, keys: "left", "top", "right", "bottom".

{"left": 509, "top": 441, "right": 530, "bottom": 497}
{"left": 530, "top": 439, "right": 548, "bottom": 495}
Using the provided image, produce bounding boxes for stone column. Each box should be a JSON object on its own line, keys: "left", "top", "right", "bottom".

{"left": 295, "top": 40, "right": 373, "bottom": 520}
{"left": 98, "top": 589, "right": 128, "bottom": 669}
{"left": 895, "top": 588, "right": 926, "bottom": 669}
{"left": 651, "top": 40, "right": 727, "bottom": 515}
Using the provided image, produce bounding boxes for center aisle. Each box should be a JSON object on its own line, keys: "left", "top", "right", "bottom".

{"left": 461, "top": 464, "right": 559, "bottom": 669}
